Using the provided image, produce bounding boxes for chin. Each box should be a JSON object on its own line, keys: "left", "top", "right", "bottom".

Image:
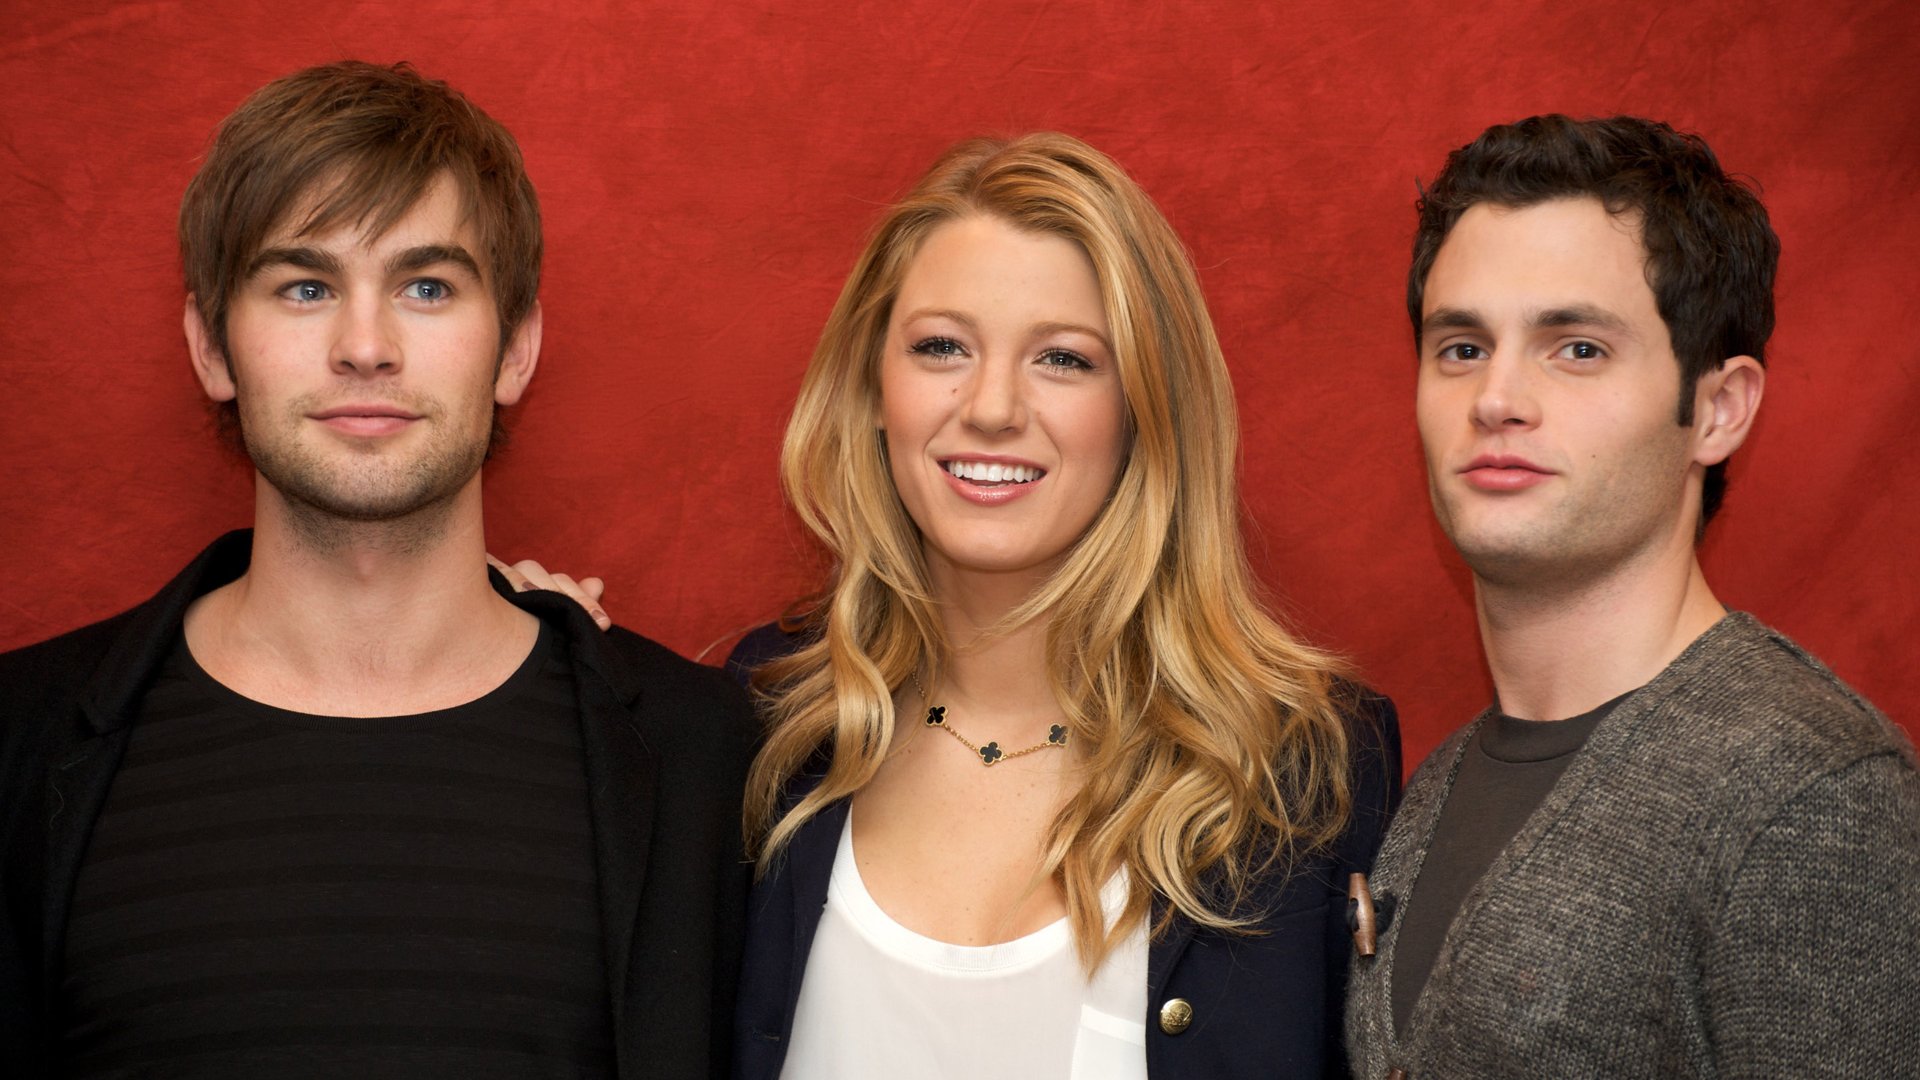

{"left": 1456, "top": 544, "right": 1557, "bottom": 589}
{"left": 304, "top": 484, "right": 459, "bottom": 521}
{"left": 1443, "top": 515, "right": 1556, "bottom": 577}
{"left": 260, "top": 448, "right": 485, "bottom": 525}
{"left": 1454, "top": 527, "right": 1637, "bottom": 592}
{"left": 925, "top": 539, "right": 1064, "bottom": 580}
{"left": 948, "top": 552, "right": 1050, "bottom": 576}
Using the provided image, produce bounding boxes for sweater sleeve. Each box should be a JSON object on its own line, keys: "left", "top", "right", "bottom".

{"left": 1704, "top": 751, "right": 1920, "bottom": 1078}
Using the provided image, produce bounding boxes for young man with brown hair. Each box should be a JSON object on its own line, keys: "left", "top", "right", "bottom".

{"left": 0, "top": 62, "right": 754, "bottom": 1078}
{"left": 1345, "top": 114, "right": 1919, "bottom": 1078}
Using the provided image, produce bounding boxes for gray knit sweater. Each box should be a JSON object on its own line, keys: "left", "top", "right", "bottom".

{"left": 1346, "top": 612, "right": 1920, "bottom": 1078}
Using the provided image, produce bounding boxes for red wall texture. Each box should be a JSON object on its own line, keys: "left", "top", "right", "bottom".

{"left": 2, "top": 1, "right": 1915, "bottom": 771}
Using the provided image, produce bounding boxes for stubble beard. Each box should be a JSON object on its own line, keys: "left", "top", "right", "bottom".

{"left": 240, "top": 393, "right": 491, "bottom": 556}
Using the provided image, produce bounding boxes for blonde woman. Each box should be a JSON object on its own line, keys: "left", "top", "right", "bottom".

{"left": 502, "top": 132, "right": 1400, "bottom": 1077}
{"left": 704, "top": 133, "right": 1402, "bottom": 1080}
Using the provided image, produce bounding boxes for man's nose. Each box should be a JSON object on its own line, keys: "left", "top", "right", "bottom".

{"left": 1470, "top": 354, "right": 1539, "bottom": 431}
{"left": 331, "top": 295, "right": 401, "bottom": 376}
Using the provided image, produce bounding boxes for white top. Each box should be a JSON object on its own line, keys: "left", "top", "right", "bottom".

{"left": 781, "top": 812, "right": 1149, "bottom": 1080}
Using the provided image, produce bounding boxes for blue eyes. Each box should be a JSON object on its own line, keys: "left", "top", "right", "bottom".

{"left": 278, "top": 279, "right": 453, "bottom": 304}
{"left": 403, "top": 279, "right": 452, "bottom": 302}
{"left": 908, "top": 337, "right": 1093, "bottom": 370}
{"left": 911, "top": 337, "right": 966, "bottom": 357}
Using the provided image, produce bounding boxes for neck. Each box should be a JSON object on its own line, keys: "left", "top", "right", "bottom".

{"left": 183, "top": 473, "right": 537, "bottom": 715}
{"left": 921, "top": 559, "right": 1064, "bottom": 743}
{"left": 1474, "top": 533, "right": 1727, "bottom": 721}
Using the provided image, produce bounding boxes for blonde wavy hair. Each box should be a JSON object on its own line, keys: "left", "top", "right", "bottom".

{"left": 747, "top": 132, "right": 1357, "bottom": 971}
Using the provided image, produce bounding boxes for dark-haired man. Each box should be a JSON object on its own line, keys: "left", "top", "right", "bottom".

{"left": 1346, "top": 115, "right": 1919, "bottom": 1077}
{"left": 0, "top": 62, "right": 753, "bottom": 1077}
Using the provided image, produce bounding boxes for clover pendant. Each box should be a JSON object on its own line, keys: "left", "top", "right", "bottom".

{"left": 1048, "top": 725, "right": 1068, "bottom": 746}
{"left": 978, "top": 742, "right": 1003, "bottom": 765}
{"left": 925, "top": 706, "right": 946, "bottom": 727}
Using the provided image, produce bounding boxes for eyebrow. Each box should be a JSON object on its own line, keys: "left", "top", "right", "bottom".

{"left": 386, "top": 244, "right": 483, "bottom": 280}
{"left": 1420, "top": 307, "right": 1487, "bottom": 338}
{"left": 245, "top": 243, "right": 483, "bottom": 282}
{"left": 247, "top": 246, "right": 342, "bottom": 279}
{"left": 1028, "top": 320, "right": 1113, "bottom": 351}
{"left": 1420, "top": 304, "right": 1633, "bottom": 340}
{"left": 1529, "top": 305, "right": 1631, "bottom": 335}
{"left": 898, "top": 308, "right": 979, "bottom": 332}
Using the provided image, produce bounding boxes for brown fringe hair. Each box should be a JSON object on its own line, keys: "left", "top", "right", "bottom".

{"left": 178, "top": 61, "right": 541, "bottom": 449}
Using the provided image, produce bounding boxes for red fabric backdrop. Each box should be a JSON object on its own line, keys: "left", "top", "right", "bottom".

{"left": 2, "top": 1, "right": 1915, "bottom": 771}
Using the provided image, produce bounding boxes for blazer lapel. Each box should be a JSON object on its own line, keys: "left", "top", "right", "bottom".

{"left": 781, "top": 792, "right": 843, "bottom": 1035}
{"left": 1144, "top": 899, "right": 1199, "bottom": 1074}
{"left": 490, "top": 573, "right": 666, "bottom": 1029}
{"left": 39, "top": 732, "right": 127, "bottom": 995}
{"left": 577, "top": 678, "right": 657, "bottom": 1014}
{"left": 1147, "top": 904, "right": 1199, "bottom": 999}
{"left": 46, "top": 531, "right": 255, "bottom": 995}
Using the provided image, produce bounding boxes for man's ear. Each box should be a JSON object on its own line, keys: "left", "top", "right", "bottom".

{"left": 184, "top": 296, "right": 237, "bottom": 402}
{"left": 494, "top": 299, "right": 542, "bottom": 406}
{"left": 1691, "top": 355, "right": 1765, "bottom": 467}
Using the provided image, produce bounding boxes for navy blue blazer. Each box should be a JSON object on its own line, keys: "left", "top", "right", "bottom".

{"left": 725, "top": 625, "right": 1401, "bottom": 1080}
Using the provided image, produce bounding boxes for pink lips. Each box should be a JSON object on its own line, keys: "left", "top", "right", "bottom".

{"left": 1461, "top": 453, "right": 1553, "bottom": 492}
{"left": 938, "top": 454, "right": 1046, "bottom": 507}
{"left": 310, "top": 404, "right": 419, "bottom": 438}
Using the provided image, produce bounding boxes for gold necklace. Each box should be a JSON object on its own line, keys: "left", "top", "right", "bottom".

{"left": 908, "top": 670, "right": 1069, "bottom": 767}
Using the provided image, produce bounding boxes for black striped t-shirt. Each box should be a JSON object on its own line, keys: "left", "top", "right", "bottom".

{"left": 60, "top": 622, "right": 612, "bottom": 1078}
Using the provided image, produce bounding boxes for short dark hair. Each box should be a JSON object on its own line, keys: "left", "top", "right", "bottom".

{"left": 1408, "top": 115, "right": 1778, "bottom": 526}
{"left": 180, "top": 61, "right": 541, "bottom": 450}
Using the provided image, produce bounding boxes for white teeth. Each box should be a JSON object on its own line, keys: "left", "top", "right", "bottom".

{"left": 945, "top": 460, "right": 1041, "bottom": 483}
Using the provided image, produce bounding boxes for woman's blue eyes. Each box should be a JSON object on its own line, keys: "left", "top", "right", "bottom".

{"left": 910, "top": 337, "right": 965, "bottom": 357}
{"left": 908, "top": 338, "right": 1092, "bottom": 369}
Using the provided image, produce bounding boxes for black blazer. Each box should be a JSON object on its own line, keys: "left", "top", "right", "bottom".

{"left": 725, "top": 625, "right": 1402, "bottom": 1080}
{"left": 0, "top": 531, "right": 758, "bottom": 1079}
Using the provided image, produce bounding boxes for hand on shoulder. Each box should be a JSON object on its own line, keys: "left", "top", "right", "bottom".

{"left": 488, "top": 555, "right": 611, "bottom": 631}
